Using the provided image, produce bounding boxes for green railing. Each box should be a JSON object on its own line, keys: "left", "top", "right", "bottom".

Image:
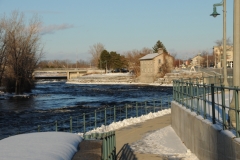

{"left": 173, "top": 77, "right": 240, "bottom": 137}
{"left": 3, "top": 97, "right": 171, "bottom": 139}
{"left": 84, "top": 132, "right": 116, "bottom": 160}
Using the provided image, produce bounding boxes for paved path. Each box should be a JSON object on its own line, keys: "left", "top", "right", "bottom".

{"left": 115, "top": 114, "right": 171, "bottom": 160}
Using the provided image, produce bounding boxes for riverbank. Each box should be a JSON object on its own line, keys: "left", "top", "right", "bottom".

{"left": 66, "top": 72, "right": 173, "bottom": 86}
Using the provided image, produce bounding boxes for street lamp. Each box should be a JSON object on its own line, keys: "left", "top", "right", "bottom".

{"left": 229, "top": 0, "right": 240, "bottom": 126}
{"left": 210, "top": 0, "right": 228, "bottom": 86}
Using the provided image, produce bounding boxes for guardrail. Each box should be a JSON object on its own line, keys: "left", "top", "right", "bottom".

{"left": 173, "top": 77, "right": 240, "bottom": 137}
{"left": 84, "top": 132, "right": 116, "bottom": 160}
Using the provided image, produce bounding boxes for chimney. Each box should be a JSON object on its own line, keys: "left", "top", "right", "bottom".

{"left": 158, "top": 48, "right": 163, "bottom": 54}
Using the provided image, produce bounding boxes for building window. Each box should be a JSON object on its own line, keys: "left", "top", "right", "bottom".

{"left": 159, "top": 59, "right": 161, "bottom": 64}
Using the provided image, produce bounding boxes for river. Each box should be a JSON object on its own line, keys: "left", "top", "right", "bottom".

{"left": 0, "top": 80, "right": 173, "bottom": 139}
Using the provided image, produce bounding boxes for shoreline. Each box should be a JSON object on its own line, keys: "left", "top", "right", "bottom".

{"left": 66, "top": 80, "right": 173, "bottom": 87}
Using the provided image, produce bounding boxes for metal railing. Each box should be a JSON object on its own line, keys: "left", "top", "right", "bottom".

{"left": 173, "top": 77, "right": 240, "bottom": 137}
{"left": 2, "top": 97, "right": 171, "bottom": 140}
{"left": 84, "top": 132, "right": 116, "bottom": 160}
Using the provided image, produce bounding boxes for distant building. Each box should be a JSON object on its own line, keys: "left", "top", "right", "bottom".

{"left": 213, "top": 45, "right": 233, "bottom": 68}
{"left": 139, "top": 49, "right": 174, "bottom": 83}
{"left": 191, "top": 55, "right": 204, "bottom": 67}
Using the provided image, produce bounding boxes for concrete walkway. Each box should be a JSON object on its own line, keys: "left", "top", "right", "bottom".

{"left": 115, "top": 114, "right": 171, "bottom": 160}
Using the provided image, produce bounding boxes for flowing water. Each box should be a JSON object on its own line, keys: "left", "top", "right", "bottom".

{"left": 0, "top": 80, "right": 173, "bottom": 139}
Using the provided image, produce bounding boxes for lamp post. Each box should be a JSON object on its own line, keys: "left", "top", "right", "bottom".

{"left": 210, "top": 0, "right": 228, "bottom": 86}
{"left": 229, "top": 0, "right": 240, "bottom": 127}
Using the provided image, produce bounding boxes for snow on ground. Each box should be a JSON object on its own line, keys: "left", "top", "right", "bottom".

{"left": 79, "top": 109, "right": 172, "bottom": 136}
{"left": 67, "top": 80, "right": 173, "bottom": 86}
{"left": 0, "top": 132, "right": 82, "bottom": 160}
{"left": 130, "top": 126, "right": 198, "bottom": 160}
{"left": 83, "top": 72, "right": 133, "bottom": 77}
{"left": 66, "top": 72, "right": 173, "bottom": 86}
{"left": 78, "top": 109, "right": 198, "bottom": 160}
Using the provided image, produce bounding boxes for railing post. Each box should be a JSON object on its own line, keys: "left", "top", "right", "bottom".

{"left": 95, "top": 110, "right": 97, "bottom": 129}
{"left": 180, "top": 79, "right": 183, "bottom": 104}
{"left": 190, "top": 80, "right": 193, "bottom": 111}
{"left": 196, "top": 82, "right": 199, "bottom": 115}
{"left": 175, "top": 80, "right": 178, "bottom": 101}
{"left": 178, "top": 80, "right": 181, "bottom": 104}
{"left": 83, "top": 113, "right": 86, "bottom": 133}
{"left": 55, "top": 121, "right": 58, "bottom": 132}
{"left": 221, "top": 85, "right": 226, "bottom": 130}
{"left": 70, "top": 116, "right": 72, "bottom": 133}
{"left": 203, "top": 83, "right": 207, "bottom": 119}
{"left": 113, "top": 131, "right": 116, "bottom": 159}
{"left": 173, "top": 80, "right": 176, "bottom": 100}
{"left": 106, "top": 132, "right": 110, "bottom": 159}
{"left": 234, "top": 87, "right": 239, "bottom": 138}
{"left": 211, "top": 84, "right": 216, "bottom": 124}
{"left": 103, "top": 133, "right": 107, "bottom": 160}
{"left": 186, "top": 81, "right": 189, "bottom": 108}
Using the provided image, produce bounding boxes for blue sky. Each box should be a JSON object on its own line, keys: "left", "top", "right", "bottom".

{"left": 0, "top": 0, "right": 234, "bottom": 62}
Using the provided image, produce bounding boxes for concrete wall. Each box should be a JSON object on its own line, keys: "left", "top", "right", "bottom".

{"left": 171, "top": 101, "right": 240, "bottom": 160}
{"left": 67, "top": 71, "right": 87, "bottom": 80}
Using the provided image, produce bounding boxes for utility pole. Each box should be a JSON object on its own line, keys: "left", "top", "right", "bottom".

{"left": 222, "top": 0, "right": 228, "bottom": 86}
{"left": 210, "top": 0, "right": 228, "bottom": 86}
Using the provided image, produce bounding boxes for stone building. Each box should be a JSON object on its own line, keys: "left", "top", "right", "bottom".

{"left": 139, "top": 49, "right": 174, "bottom": 83}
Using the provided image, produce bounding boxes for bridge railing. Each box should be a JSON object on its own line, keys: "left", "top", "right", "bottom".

{"left": 173, "top": 77, "right": 240, "bottom": 137}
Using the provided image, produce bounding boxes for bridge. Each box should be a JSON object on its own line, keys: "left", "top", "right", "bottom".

{"left": 33, "top": 68, "right": 103, "bottom": 80}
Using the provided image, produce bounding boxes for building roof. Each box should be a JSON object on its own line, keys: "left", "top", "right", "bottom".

{"left": 140, "top": 53, "right": 159, "bottom": 60}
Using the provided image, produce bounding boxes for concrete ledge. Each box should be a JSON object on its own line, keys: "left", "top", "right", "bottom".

{"left": 171, "top": 101, "right": 240, "bottom": 160}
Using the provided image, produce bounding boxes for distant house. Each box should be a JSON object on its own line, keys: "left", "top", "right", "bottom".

{"left": 139, "top": 49, "right": 174, "bottom": 83}
{"left": 213, "top": 45, "right": 233, "bottom": 68}
{"left": 191, "top": 55, "right": 204, "bottom": 67}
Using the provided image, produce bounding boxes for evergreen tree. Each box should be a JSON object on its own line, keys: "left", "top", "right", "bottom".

{"left": 152, "top": 40, "right": 167, "bottom": 53}
{"left": 99, "top": 50, "right": 110, "bottom": 69}
{"left": 99, "top": 50, "right": 128, "bottom": 71}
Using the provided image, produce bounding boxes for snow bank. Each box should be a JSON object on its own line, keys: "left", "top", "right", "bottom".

{"left": 78, "top": 109, "right": 171, "bottom": 136}
{"left": 0, "top": 132, "right": 82, "bottom": 160}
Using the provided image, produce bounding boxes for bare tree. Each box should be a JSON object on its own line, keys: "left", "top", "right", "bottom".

{"left": 124, "top": 47, "right": 152, "bottom": 77}
{"left": 89, "top": 43, "right": 105, "bottom": 67}
{"left": 1, "top": 11, "right": 43, "bottom": 94}
{"left": 0, "top": 22, "right": 8, "bottom": 86}
{"left": 215, "top": 37, "right": 233, "bottom": 46}
{"left": 158, "top": 53, "right": 174, "bottom": 78}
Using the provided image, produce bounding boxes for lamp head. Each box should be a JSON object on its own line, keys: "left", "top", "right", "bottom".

{"left": 210, "top": 6, "right": 220, "bottom": 18}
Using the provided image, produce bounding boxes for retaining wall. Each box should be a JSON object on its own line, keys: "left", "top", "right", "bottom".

{"left": 171, "top": 101, "right": 240, "bottom": 160}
